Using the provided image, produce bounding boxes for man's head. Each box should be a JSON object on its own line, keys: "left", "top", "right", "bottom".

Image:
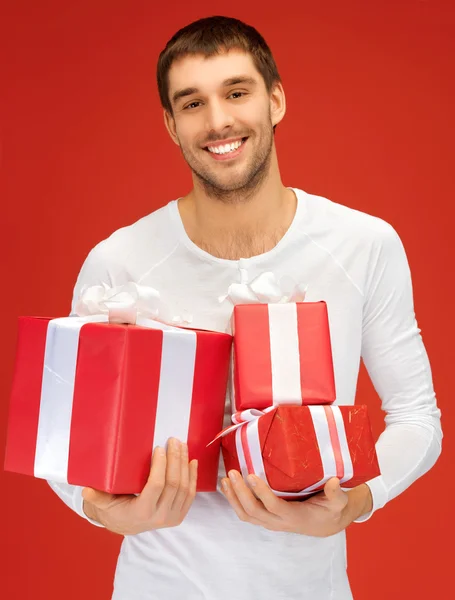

{"left": 156, "top": 16, "right": 286, "bottom": 201}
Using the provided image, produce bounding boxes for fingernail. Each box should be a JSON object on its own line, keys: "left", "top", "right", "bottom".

{"left": 221, "top": 479, "right": 229, "bottom": 492}
{"left": 248, "top": 475, "right": 257, "bottom": 487}
{"left": 156, "top": 446, "right": 166, "bottom": 457}
{"left": 228, "top": 470, "right": 238, "bottom": 482}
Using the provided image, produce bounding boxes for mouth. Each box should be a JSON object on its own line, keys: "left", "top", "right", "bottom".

{"left": 203, "top": 137, "right": 248, "bottom": 161}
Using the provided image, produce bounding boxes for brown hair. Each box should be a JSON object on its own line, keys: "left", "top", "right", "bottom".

{"left": 157, "top": 15, "right": 281, "bottom": 115}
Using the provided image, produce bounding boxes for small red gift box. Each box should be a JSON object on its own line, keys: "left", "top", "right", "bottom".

{"left": 232, "top": 302, "right": 336, "bottom": 411}
{"left": 220, "top": 405, "right": 380, "bottom": 498}
{"left": 4, "top": 315, "right": 232, "bottom": 494}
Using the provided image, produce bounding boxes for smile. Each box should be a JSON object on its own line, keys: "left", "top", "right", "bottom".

{"left": 204, "top": 138, "right": 248, "bottom": 161}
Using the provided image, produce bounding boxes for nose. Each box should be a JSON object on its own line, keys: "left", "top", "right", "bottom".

{"left": 204, "top": 98, "right": 234, "bottom": 136}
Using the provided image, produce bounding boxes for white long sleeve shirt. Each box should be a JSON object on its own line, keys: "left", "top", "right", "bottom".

{"left": 48, "top": 188, "right": 442, "bottom": 600}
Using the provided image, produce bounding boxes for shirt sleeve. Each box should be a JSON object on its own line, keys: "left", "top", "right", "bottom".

{"left": 46, "top": 242, "right": 116, "bottom": 528}
{"left": 354, "top": 223, "right": 442, "bottom": 522}
{"left": 47, "top": 480, "right": 104, "bottom": 527}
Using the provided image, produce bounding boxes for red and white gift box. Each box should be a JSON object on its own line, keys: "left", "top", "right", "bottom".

{"left": 231, "top": 302, "right": 336, "bottom": 411}
{"left": 4, "top": 314, "right": 232, "bottom": 494}
{"left": 217, "top": 404, "right": 380, "bottom": 498}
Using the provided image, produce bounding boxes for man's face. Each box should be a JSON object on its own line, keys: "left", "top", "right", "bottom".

{"left": 166, "top": 50, "right": 281, "bottom": 198}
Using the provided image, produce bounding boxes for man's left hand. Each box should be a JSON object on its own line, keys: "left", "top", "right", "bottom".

{"left": 221, "top": 470, "right": 373, "bottom": 537}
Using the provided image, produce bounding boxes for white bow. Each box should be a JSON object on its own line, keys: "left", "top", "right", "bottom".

{"left": 74, "top": 282, "right": 193, "bottom": 326}
{"left": 219, "top": 270, "right": 308, "bottom": 305}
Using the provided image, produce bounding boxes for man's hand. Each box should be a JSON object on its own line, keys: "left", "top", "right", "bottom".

{"left": 221, "top": 470, "right": 373, "bottom": 537}
{"left": 81, "top": 438, "right": 198, "bottom": 535}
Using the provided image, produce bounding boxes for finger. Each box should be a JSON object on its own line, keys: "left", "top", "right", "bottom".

{"left": 171, "top": 442, "right": 190, "bottom": 513}
{"left": 221, "top": 477, "right": 268, "bottom": 526}
{"left": 228, "top": 471, "right": 278, "bottom": 520}
{"left": 324, "top": 478, "right": 347, "bottom": 506}
{"left": 180, "top": 459, "right": 198, "bottom": 516}
{"left": 156, "top": 438, "right": 182, "bottom": 511}
{"left": 246, "top": 475, "right": 287, "bottom": 516}
{"left": 222, "top": 472, "right": 273, "bottom": 525}
{"left": 138, "top": 445, "right": 167, "bottom": 507}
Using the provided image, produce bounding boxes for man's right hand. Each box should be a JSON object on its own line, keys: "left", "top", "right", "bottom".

{"left": 81, "top": 438, "right": 198, "bottom": 535}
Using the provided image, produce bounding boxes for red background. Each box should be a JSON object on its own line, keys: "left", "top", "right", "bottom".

{"left": 1, "top": 1, "right": 453, "bottom": 598}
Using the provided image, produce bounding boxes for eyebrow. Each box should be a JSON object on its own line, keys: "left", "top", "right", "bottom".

{"left": 172, "top": 76, "right": 258, "bottom": 105}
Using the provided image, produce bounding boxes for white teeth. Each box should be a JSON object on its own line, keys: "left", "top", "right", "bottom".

{"left": 207, "top": 139, "right": 243, "bottom": 154}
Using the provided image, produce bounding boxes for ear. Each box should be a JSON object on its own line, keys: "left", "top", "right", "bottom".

{"left": 163, "top": 109, "right": 180, "bottom": 146}
{"left": 270, "top": 82, "right": 286, "bottom": 128}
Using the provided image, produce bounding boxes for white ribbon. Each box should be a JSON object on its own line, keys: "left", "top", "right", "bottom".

{"left": 75, "top": 282, "right": 193, "bottom": 326}
{"left": 34, "top": 311, "right": 197, "bottom": 483}
{"left": 219, "top": 270, "right": 308, "bottom": 305}
{"left": 268, "top": 303, "right": 303, "bottom": 405}
{"left": 211, "top": 406, "right": 354, "bottom": 498}
{"left": 34, "top": 315, "right": 108, "bottom": 481}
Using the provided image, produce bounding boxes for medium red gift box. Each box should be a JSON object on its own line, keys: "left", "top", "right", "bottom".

{"left": 232, "top": 302, "right": 336, "bottom": 411}
{"left": 4, "top": 315, "right": 232, "bottom": 494}
{"left": 220, "top": 405, "right": 380, "bottom": 498}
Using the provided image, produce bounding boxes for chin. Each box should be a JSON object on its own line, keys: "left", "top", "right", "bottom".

{"left": 209, "top": 177, "right": 251, "bottom": 193}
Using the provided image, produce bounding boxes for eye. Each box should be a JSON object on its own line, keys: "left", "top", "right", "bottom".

{"left": 183, "top": 101, "right": 202, "bottom": 110}
{"left": 229, "top": 91, "right": 246, "bottom": 99}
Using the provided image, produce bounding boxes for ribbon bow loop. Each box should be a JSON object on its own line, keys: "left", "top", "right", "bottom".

{"left": 75, "top": 282, "right": 193, "bottom": 326}
{"left": 207, "top": 407, "right": 275, "bottom": 446}
{"left": 219, "top": 271, "right": 308, "bottom": 305}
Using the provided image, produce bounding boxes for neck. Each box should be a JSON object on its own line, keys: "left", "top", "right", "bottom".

{"left": 178, "top": 153, "right": 297, "bottom": 260}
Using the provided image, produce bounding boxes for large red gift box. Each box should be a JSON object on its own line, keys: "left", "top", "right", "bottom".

{"left": 4, "top": 315, "right": 232, "bottom": 493}
{"left": 221, "top": 405, "right": 380, "bottom": 498}
{"left": 232, "top": 302, "right": 336, "bottom": 411}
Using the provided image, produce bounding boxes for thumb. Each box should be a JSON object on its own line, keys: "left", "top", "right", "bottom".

{"left": 82, "top": 487, "right": 115, "bottom": 509}
{"left": 323, "top": 478, "right": 346, "bottom": 503}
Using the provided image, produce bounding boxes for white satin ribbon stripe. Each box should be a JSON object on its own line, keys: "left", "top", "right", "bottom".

{"left": 330, "top": 405, "right": 354, "bottom": 483}
{"left": 152, "top": 328, "right": 196, "bottom": 448}
{"left": 268, "top": 303, "right": 302, "bottom": 406}
{"left": 34, "top": 314, "right": 197, "bottom": 484}
{"left": 34, "top": 315, "right": 108, "bottom": 481}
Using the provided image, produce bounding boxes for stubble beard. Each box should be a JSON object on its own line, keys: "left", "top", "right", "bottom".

{"left": 179, "top": 120, "right": 274, "bottom": 204}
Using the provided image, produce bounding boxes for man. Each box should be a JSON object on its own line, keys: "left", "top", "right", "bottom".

{"left": 48, "top": 15, "right": 442, "bottom": 600}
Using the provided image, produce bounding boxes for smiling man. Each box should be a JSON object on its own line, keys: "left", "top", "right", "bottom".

{"left": 48, "top": 15, "right": 442, "bottom": 600}
{"left": 162, "top": 43, "right": 296, "bottom": 259}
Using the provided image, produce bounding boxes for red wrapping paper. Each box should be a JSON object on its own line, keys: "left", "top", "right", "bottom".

{"left": 232, "top": 302, "right": 336, "bottom": 411}
{"left": 221, "top": 405, "right": 380, "bottom": 496}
